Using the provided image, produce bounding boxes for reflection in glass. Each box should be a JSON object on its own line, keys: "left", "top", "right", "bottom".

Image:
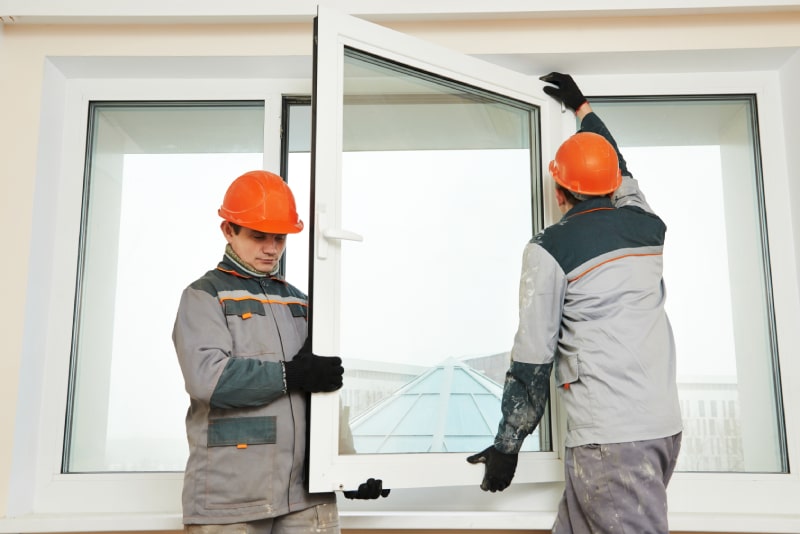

{"left": 592, "top": 97, "right": 786, "bottom": 472}
{"left": 334, "top": 50, "right": 543, "bottom": 454}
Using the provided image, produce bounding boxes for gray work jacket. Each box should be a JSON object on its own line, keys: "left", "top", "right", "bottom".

{"left": 173, "top": 253, "right": 334, "bottom": 525}
{"left": 495, "top": 112, "right": 683, "bottom": 452}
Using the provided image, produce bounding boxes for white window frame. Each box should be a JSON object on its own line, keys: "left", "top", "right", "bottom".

{"left": 5, "top": 61, "right": 312, "bottom": 531}
{"left": 5, "top": 17, "right": 800, "bottom": 534}
{"left": 308, "top": 7, "right": 563, "bottom": 494}
{"left": 573, "top": 72, "right": 800, "bottom": 533}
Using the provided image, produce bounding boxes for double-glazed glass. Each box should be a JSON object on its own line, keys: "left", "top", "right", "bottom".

{"left": 66, "top": 102, "right": 264, "bottom": 472}
{"left": 332, "top": 50, "right": 545, "bottom": 454}
{"left": 592, "top": 97, "right": 786, "bottom": 473}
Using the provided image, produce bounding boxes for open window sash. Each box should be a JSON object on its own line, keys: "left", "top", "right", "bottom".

{"left": 308, "top": 7, "right": 562, "bottom": 492}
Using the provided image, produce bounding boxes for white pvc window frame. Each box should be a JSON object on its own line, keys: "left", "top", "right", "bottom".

{"left": 307, "top": 7, "right": 562, "bottom": 494}
{"left": 5, "top": 65, "right": 310, "bottom": 531}
{"left": 573, "top": 73, "right": 800, "bottom": 533}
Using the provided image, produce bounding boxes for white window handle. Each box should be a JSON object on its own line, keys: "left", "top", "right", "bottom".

{"left": 316, "top": 207, "right": 363, "bottom": 259}
{"left": 323, "top": 228, "right": 363, "bottom": 241}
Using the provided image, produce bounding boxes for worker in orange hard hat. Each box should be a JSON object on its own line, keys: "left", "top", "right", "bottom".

{"left": 549, "top": 131, "right": 622, "bottom": 198}
{"left": 219, "top": 170, "right": 305, "bottom": 235}
{"left": 469, "top": 73, "right": 682, "bottom": 534}
{"left": 217, "top": 170, "right": 304, "bottom": 275}
{"left": 173, "top": 170, "right": 387, "bottom": 533}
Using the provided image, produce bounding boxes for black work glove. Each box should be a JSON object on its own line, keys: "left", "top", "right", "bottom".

{"left": 343, "top": 478, "right": 391, "bottom": 499}
{"left": 539, "top": 72, "right": 587, "bottom": 112}
{"left": 283, "top": 352, "right": 344, "bottom": 393}
{"left": 466, "top": 445, "right": 519, "bottom": 492}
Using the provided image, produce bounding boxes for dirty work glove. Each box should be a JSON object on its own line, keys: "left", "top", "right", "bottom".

{"left": 283, "top": 352, "right": 344, "bottom": 393}
{"left": 466, "top": 446, "right": 518, "bottom": 492}
{"left": 539, "top": 72, "right": 587, "bottom": 112}
{"left": 343, "top": 478, "right": 391, "bottom": 499}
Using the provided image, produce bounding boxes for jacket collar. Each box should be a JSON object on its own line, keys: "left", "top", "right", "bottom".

{"left": 217, "top": 252, "right": 284, "bottom": 280}
{"left": 563, "top": 196, "right": 614, "bottom": 220}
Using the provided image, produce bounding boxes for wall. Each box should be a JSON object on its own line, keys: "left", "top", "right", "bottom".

{"left": 1, "top": 5, "right": 800, "bottom": 533}
{"left": 780, "top": 49, "right": 800, "bottom": 290}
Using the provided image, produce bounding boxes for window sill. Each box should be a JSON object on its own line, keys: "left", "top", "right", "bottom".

{"left": 0, "top": 511, "right": 554, "bottom": 532}
{"left": 3, "top": 511, "right": 800, "bottom": 533}
{"left": 0, "top": 513, "right": 182, "bottom": 532}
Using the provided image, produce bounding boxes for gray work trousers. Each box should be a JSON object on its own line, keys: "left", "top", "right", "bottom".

{"left": 185, "top": 502, "right": 340, "bottom": 534}
{"left": 553, "top": 433, "right": 682, "bottom": 534}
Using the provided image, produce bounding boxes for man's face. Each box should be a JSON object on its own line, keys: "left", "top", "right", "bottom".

{"left": 222, "top": 222, "right": 287, "bottom": 273}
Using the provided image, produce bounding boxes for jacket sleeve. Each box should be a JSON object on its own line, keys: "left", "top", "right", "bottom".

{"left": 493, "top": 242, "right": 563, "bottom": 454}
{"left": 494, "top": 360, "right": 552, "bottom": 454}
{"left": 172, "top": 285, "right": 286, "bottom": 409}
{"left": 580, "top": 111, "right": 657, "bottom": 214}
{"left": 578, "top": 111, "right": 631, "bottom": 178}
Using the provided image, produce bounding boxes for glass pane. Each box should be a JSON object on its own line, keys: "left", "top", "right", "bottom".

{"left": 591, "top": 97, "right": 786, "bottom": 473}
{"left": 284, "top": 102, "right": 312, "bottom": 294}
{"left": 335, "top": 49, "right": 544, "bottom": 455}
{"left": 66, "top": 102, "right": 264, "bottom": 472}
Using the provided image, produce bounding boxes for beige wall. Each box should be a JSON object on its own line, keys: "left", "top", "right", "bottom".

{"left": 390, "top": 12, "right": 800, "bottom": 54}
{"left": 2, "top": 9, "right": 799, "bottom": 533}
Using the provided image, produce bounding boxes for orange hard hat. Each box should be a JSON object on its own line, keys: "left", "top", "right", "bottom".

{"left": 218, "top": 170, "right": 304, "bottom": 234}
{"left": 549, "top": 132, "right": 622, "bottom": 196}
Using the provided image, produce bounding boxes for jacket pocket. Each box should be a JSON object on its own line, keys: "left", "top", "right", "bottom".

{"left": 204, "top": 416, "right": 276, "bottom": 509}
{"left": 555, "top": 354, "right": 594, "bottom": 430}
{"left": 288, "top": 302, "right": 307, "bottom": 318}
{"left": 222, "top": 298, "right": 266, "bottom": 319}
{"left": 555, "top": 354, "right": 580, "bottom": 387}
{"left": 208, "top": 416, "right": 276, "bottom": 447}
{"left": 222, "top": 299, "right": 281, "bottom": 358}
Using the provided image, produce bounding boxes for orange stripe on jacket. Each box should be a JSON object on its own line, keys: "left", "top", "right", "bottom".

{"left": 218, "top": 296, "right": 308, "bottom": 308}
{"left": 567, "top": 252, "right": 663, "bottom": 283}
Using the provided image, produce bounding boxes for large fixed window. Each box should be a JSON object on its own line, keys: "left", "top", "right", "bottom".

{"left": 66, "top": 102, "right": 266, "bottom": 473}
{"left": 6, "top": 75, "right": 312, "bottom": 525}
{"left": 590, "top": 97, "right": 785, "bottom": 473}
{"left": 65, "top": 99, "right": 320, "bottom": 475}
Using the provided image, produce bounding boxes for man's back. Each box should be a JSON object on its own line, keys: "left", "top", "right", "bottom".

{"left": 534, "top": 195, "right": 682, "bottom": 447}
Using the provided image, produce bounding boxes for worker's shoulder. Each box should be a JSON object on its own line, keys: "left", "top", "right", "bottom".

{"left": 186, "top": 267, "right": 232, "bottom": 296}
{"left": 531, "top": 209, "right": 590, "bottom": 248}
{"left": 531, "top": 204, "right": 666, "bottom": 274}
{"left": 535, "top": 202, "right": 663, "bottom": 244}
{"left": 528, "top": 217, "right": 576, "bottom": 269}
{"left": 281, "top": 279, "right": 308, "bottom": 300}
